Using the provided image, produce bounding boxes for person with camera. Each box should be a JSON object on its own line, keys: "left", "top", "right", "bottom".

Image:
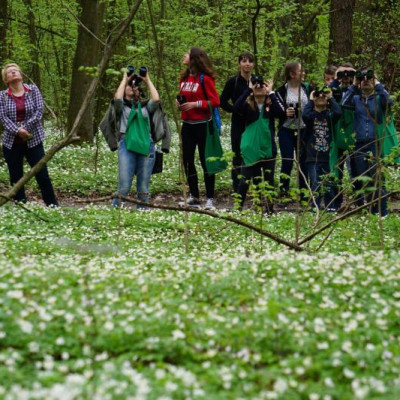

{"left": 276, "top": 62, "right": 310, "bottom": 198}
{"left": 302, "top": 87, "right": 342, "bottom": 211}
{"left": 111, "top": 67, "right": 160, "bottom": 209}
{"left": 220, "top": 51, "right": 255, "bottom": 194}
{"left": 233, "top": 78, "right": 285, "bottom": 212}
{"left": 0, "top": 63, "right": 58, "bottom": 206}
{"left": 341, "top": 69, "right": 392, "bottom": 216}
{"left": 177, "top": 47, "right": 220, "bottom": 209}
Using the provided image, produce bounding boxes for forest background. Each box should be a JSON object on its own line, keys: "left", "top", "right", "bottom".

{"left": 0, "top": 0, "right": 399, "bottom": 144}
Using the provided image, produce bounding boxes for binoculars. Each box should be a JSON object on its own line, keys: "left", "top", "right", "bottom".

{"left": 127, "top": 65, "right": 148, "bottom": 86}
{"left": 355, "top": 70, "right": 374, "bottom": 81}
{"left": 314, "top": 86, "right": 332, "bottom": 98}
{"left": 337, "top": 70, "right": 355, "bottom": 79}
{"left": 251, "top": 75, "right": 264, "bottom": 86}
{"left": 288, "top": 102, "right": 299, "bottom": 118}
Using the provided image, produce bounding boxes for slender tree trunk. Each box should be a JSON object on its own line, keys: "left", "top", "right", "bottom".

{"left": 22, "top": 0, "right": 41, "bottom": 87}
{"left": 328, "top": 0, "right": 355, "bottom": 63}
{"left": 0, "top": 0, "right": 9, "bottom": 75}
{"left": 67, "top": 0, "right": 106, "bottom": 143}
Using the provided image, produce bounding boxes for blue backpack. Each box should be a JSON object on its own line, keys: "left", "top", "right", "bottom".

{"left": 200, "top": 73, "right": 221, "bottom": 131}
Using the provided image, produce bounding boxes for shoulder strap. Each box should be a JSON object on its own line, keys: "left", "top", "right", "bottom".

{"left": 200, "top": 73, "right": 209, "bottom": 101}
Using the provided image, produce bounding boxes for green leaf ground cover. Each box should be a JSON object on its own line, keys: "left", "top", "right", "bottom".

{"left": 0, "top": 203, "right": 399, "bottom": 399}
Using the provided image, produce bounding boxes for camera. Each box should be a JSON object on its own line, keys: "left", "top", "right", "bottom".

{"left": 356, "top": 70, "right": 374, "bottom": 81}
{"left": 176, "top": 94, "right": 186, "bottom": 105}
{"left": 288, "top": 102, "right": 299, "bottom": 118}
{"left": 314, "top": 86, "right": 331, "bottom": 98}
{"left": 337, "top": 70, "right": 355, "bottom": 79}
{"left": 251, "top": 75, "right": 264, "bottom": 86}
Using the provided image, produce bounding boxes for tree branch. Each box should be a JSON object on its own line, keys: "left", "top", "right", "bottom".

{"left": 75, "top": 194, "right": 304, "bottom": 252}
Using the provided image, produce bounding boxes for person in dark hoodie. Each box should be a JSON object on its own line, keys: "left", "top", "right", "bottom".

{"left": 233, "top": 78, "right": 285, "bottom": 213}
{"left": 220, "top": 51, "right": 255, "bottom": 193}
{"left": 302, "top": 87, "right": 342, "bottom": 210}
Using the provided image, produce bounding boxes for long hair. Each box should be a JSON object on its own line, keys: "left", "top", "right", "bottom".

{"left": 180, "top": 47, "right": 216, "bottom": 80}
{"left": 284, "top": 61, "right": 300, "bottom": 82}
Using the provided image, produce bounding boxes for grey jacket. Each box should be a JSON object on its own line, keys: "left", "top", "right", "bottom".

{"left": 99, "top": 100, "right": 119, "bottom": 152}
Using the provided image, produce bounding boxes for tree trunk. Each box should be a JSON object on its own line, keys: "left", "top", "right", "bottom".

{"left": 328, "top": 0, "right": 355, "bottom": 64}
{"left": 22, "top": 0, "right": 41, "bottom": 87}
{"left": 67, "top": 0, "right": 106, "bottom": 143}
{"left": 0, "top": 0, "right": 9, "bottom": 74}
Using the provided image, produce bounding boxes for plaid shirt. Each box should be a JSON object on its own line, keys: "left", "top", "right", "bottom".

{"left": 0, "top": 84, "right": 45, "bottom": 149}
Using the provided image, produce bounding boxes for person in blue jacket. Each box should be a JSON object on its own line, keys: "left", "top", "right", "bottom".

{"left": 302, "top": 87, "right": 342, "bottom": 210}
{"left": 341, "top": 69, "right": 392, "bottom": 216}
{"left": 233, "top": 78, "right": 285, "bottom": 212}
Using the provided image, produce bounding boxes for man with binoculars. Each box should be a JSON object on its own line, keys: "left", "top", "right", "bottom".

{"left": 341, "top": 68, "right": 392, "bottom": 216}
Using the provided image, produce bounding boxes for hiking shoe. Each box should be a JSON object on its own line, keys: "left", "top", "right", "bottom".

{"left": 204, "top": 198, "right": 215, "bottom": 210}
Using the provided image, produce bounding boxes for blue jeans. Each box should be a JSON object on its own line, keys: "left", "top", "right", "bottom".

{"left": 352, "top": 142, "right": 388, "bottom": 216}
{"left": 112, "top": 138, "right": 155, "bottom": 209}
{"left": 278, "top": 127, "right": 307, "bottom": 194}
{"left": 2, "top": 142, "right": 58, "bottom": 206}
{"left": 307, "top": 162, "right": 335, "bottom": 210}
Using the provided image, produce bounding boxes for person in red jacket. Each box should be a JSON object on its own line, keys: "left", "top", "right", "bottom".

{"left": 177, "top": 47, "right": 220, "bottom": 209}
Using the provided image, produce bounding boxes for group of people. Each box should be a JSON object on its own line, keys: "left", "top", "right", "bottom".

{"left": 0, "top": 51, "right": 395, "bottom": 216}
{"left": 178, "top": 49, "right": 394, "bottom": 215}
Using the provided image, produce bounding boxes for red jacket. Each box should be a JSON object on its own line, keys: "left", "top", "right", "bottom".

{"left": 179, "top": 74, "right": 220, "bottom": 122}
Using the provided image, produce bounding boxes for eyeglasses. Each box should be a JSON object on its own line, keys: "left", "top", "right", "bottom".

{"left": 6, "top": 69, "right": 20, "bottom": 75}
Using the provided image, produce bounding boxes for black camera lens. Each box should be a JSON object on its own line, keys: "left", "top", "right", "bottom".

{"left": 139, "top": 67, "right": 147, "bottom": 77}
{"left": 177, "top": 94, "right": 186, "bottom": 105}
{"left": 127, "top": 65, "right": 134, "bottom": 77}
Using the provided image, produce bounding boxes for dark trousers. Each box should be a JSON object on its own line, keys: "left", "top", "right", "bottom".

{"left": 278, "top": 127, "right": 307, "bottom": 194}
{"left": 181, "top": 122, "right": 215, "bottom": 199}
{"left": 230, "top": 122, "right": 245, "bottom": 194}
{"left": 352, "top": 142, "right": 388, "bottom": 216}
{"left": 2, "top": 142, "right": 58, "bottom": 206}
{"left": 306, "top": 162, "right": 335, "bottom": 210}
{"left": 238, "top": 158, "right": 276, "bottom": 212}
{"left": 331, "top": 148, "right": 361, "bottom": 209}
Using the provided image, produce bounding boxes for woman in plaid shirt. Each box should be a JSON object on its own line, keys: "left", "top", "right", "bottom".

{"left": 0, "top": 63, "right": 58, "bottom": 206}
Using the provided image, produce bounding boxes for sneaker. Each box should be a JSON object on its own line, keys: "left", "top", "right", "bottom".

{"left": 179, "top": 195, "right": 201, "bottom": 208}
{"left": 204, "top": 198, "right": 215, "bottom": 210}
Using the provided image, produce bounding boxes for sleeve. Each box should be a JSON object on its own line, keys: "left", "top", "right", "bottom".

{"left": 328, "top": 98, "right": 342, "bottom": 123}
{"left": 375, "top": 83, "right": 393, "bottom": 112}
{"left": 329, "top": 79, "right": 340, "bottom": 88}
{"left": 113, "top": 98, "right": 124, "bottom": 116}
{"left": 146, "top": 99, "right": 159, "bottom": 114}
{"left": 198, "top": 75, "right": 220, "bottom": 109}
{"left": 24, "top": 85, "right": 44, "bottom": 132}
{"left": 233, "top": 87, "right": 252, "bottom": 114}
{"left": 0, "top": 92, "right": 20, "bottom": 135}
{"left": 269, "top": 93, "right": 286, "bottom": 118}
{"left": 302, "top": 99, "right": 315, "bottom": 122}
{"left": 341, "top": 85, "right": 356, "bottom": 109}
{"left": 219, "top": 78, "right": 234, "bottom": 113}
